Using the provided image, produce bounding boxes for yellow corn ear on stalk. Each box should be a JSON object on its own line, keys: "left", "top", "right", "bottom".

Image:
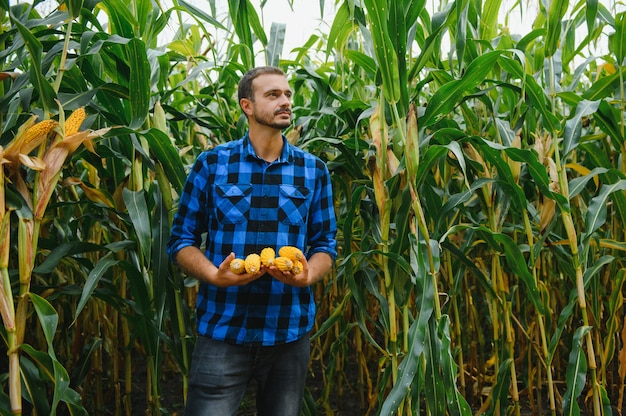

{"left": 292, "top": 260, "right": 303, "bottom": 275}
{"left": 274, "top": 256, "right": 294, "bottom": 272}
{"left": 230, "top": 258, "right": 246, "bottom": 274}
{"left": 278, "top": 246, "right": 303, "bottom": 262}
{"left": 244, "top": 253, "right": 261, "bottom": 274}
{"left": 65, "top": 107, "right": 86, "bottom": 136}
{"left": 7, "top": 119, "right": 58, "bottom": 159}
{"left": 260, "top": 247, "right": 275, "bottom": 266}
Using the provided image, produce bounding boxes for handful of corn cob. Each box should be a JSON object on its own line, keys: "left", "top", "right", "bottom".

{"left": 230, "top": 246, "right": 304, "bottom": 275}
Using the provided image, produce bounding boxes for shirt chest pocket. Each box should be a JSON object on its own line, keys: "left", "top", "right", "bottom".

{"left": 278, "top": 185, "right": 310, "bottom": 226}
{"left": 215, "top": 184, "right": 252, "bottom": 224}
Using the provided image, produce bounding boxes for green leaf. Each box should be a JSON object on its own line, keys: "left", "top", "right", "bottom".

{"left": 30, "top": 293, "right": 59, "bottom": 356}
{"left": 266, "top": 22, "right": 285, "bottom": 67}
{"left": 177, "top": 0, "right": 227, "bottom": 29}
{"left": 123, "top": 188, "right": 152, "bottom": 266}
{"left": 65, "top": 0, "right": 83, "bottom": 19}
{"left": 421, "top": 51, "right": 501, "bottom": 127}
{"left": 583, "top": 180, "right": 626, "bottom": 242}
{"left": 563, "top": 326, "right": 591, "bottom": 415}
{"left": 545, "top": 0, "right": 569, "bottom": 57}
{"left": 141, "top": 128, "right": 187, "bottom": 194}
{"left": 610, "top": 12, "right": 626, "bottom": 65}
{"left": 74, "top": 253, "right": 119, "bottom": 321}
{"left": 438, "top": 317, "right": 473, "bottom": 416}
{"left": 10, "top": 17, "right": 57, "bottom": 113}
{"left": 127, "top": 38, "right": 151, "bottom": 129}
{"left": 363, "top": 0, "right": 400, "bottom": 103}
{"left": 563, "top": 99, "right": 600, "bottom": 156}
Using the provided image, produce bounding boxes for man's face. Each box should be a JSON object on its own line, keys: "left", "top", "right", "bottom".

{"left": 246, "top": 74, "right": 293, "bottom": 130}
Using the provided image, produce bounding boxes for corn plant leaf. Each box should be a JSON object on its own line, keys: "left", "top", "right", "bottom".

{"left": 579, "top": 142, "right": 626, "bottom": 226}
{"left": 65, "top": 0, "right": 83, "bottom": 19}
{"left": 127, "top": 38, "right": 151, "bottom": 129}
{"left": 101, "top": 0, "right": 136, "bottom": 38}
{"left": 266, "top": 22, "right": 285, "bottom": 67}
{"left": 29, "top": 293, "right": 87, "bottom": 414}
{"left": 480, "top": 0, "right": 502, "bottom": 40}
{"left": 363, "top": 0, "right": 400, "bottom": 103}
{"left": 74, "top": 253, "right": 119, "bottom": 321}
{"left": 438, "top": 316, "right": 472, "bottom": 416}
{"left": 489, "top": 358, "right": 513, "bottom": 414}
{"left": 326, "top": 1, "right": 354, "bottom": 58}
{"left": 563, "top": 99, "right": 600, "bottom": 156}
{"left": 415, "top": 145, "right": 448, "bottom": 189}
{"left": 311, "top": 291, "right": 353, "bottom": 341}
{"left": 603, "top": 269, "right": 625, "bottom": 367}
{"left": 34, "top": 241, "right": 102, "bottom": 273}
{"left": 229, "top": 0, "right": 267, "bottom": 67}
{"left": 548, "top": 290, "right": 577, "bottom": 363}
{"left": 178, "top": 0, "right": 227, "bottom": 29}
{"left": 380, "top": 233, "right": 436, "bottom": 415}
{"left": 583, "top": 180, "right": 626, "bottom": 242}
{"left": 610, "top": 12, "right": 626, "bottom": 65}
{"left": 594, "top": 100, "right": 625, "bottom": 151}
{"left": 442, "top": 224, "right": 548, "bottom": 315}
{"left": 421, "top": 51, "right": 501, "bottom": 128}
{"left": 121, "top": 259, "right": 160, "bottom": 356}
{"left": 455, "top": 0, "right": 468, "bottom": 67}
{"left": 583, "top": 66, "right": 626, "bottom": 101}
{"left": 585, "top": 0, "right": 598, "bottom": 40}
{"left": 424, "top": 321, "right": 445, "bottom": 415}
{"left": 30, "top": 293, "right": 59, "bottom": 356}
{"left": 10, "top": 17, "right": 57, "bottom": 114}
{"left": 141, "top": 128, "right": 186, "bottom": 194}
{"left": 563, "top": 326, "right": 591, "bottom": 416}
{"left": 123, "top": 189, "right": 152, "bottom": 266}
{"left": 17, "top": 354, "right": 51, "bottom": 415}
{"left": 545, "top": 0, "right": 569, "bottom": 58}
{"left": 344, "top": 49, "right": 378, "bottom": 77}
{"left": 151, "top": 185, "right": 169, "bottom": 329}
{"left": 408, "top": 6, "right": 453, "bottom": 80}
{"left": 504, "top": 147, "right": 569, "bottom": 210}
{"left": 568, "top": 167, "right": 608, "bottom": 199}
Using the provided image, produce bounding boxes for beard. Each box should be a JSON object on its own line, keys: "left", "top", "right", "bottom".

{"left": 253, "top": 107, "right": 292, "bottom": 130}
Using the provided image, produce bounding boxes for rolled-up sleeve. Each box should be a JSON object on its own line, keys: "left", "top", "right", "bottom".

{"left": 166, "top": 153, "right": 209, "bottom": 263}
{"left": 307, "top": 160, "right": 337, "bottom": 261}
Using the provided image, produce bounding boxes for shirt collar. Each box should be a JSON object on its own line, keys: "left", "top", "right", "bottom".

{"left": 242, "top": 132, "right": 293, "bottom": 164}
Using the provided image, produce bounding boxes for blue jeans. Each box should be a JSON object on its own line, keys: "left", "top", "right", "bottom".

{"left": 184, "top": 334, "right": 311, "bottom": 416}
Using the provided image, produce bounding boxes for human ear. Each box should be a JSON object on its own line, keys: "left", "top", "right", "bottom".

{"left": 240, "top": 98, "right": 253, "bottom": 116}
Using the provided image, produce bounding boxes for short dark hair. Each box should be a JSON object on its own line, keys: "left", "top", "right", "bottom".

{"left": 238, "top": 66, "right": 286, "bottom": 104}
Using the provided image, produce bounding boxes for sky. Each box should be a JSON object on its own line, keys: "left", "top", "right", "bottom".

{"left": 31, "top": 0, "right": 623, "bottom": 63}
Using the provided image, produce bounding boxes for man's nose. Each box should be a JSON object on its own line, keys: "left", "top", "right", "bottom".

{"left": 279, "top": 94, "right": 291, "bottom": 106}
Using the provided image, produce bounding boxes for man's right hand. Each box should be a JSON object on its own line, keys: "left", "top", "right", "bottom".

{"left": 174, "top": 247, "right": 264, "bottom": 287}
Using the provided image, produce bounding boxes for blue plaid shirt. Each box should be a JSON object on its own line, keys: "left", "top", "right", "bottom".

{"left": 167, "top": 133, "right": 337, "bottom": 346}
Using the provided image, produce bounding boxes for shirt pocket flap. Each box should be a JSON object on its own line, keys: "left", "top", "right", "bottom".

{"left": 216, "top": 184, "right": 252, "bottom": 198}
{"left": 279, "top": 185, "right": 309, "bottom": 200}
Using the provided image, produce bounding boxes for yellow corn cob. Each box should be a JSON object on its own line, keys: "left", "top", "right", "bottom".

{"left": 244, "top": 253, "right": 261, "bottom": 274}
{"left": 22, "top": 119, "right": 57, "bottom": 146}
{"left": 230, "top": 258, "right": 246, "bottom": 274}
{"left": 260, "top": 247, "right": 275, "bottom": 267}
{"left": 274, "top": 256, "right": 294, "bottom": 272}
{"left": 278, "top": 246, "right": 303, "bottom": 262}
{"left": 292, "top": 260, "right": 303, "bottom": 275}
{"left": 65, "top": 107, "right": 86, "bottom": 136}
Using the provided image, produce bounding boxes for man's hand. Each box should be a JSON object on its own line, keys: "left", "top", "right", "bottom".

{"left": 217, "top": 252, "right": 265, "bottom": 287}
{"left": 174, "top": 247, "right": 264, "bottom": 287}
{"left": 265, "top": 252, "right": 333, "bottom": 287}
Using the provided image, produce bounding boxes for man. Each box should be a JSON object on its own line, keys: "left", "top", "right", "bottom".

{"left": 166, "top": 66, "right": 337, "bottom": 416}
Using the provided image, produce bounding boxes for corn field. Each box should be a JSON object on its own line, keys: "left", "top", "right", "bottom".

{"left": 1, "top": 0, "right": 625, "bottom": 414}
